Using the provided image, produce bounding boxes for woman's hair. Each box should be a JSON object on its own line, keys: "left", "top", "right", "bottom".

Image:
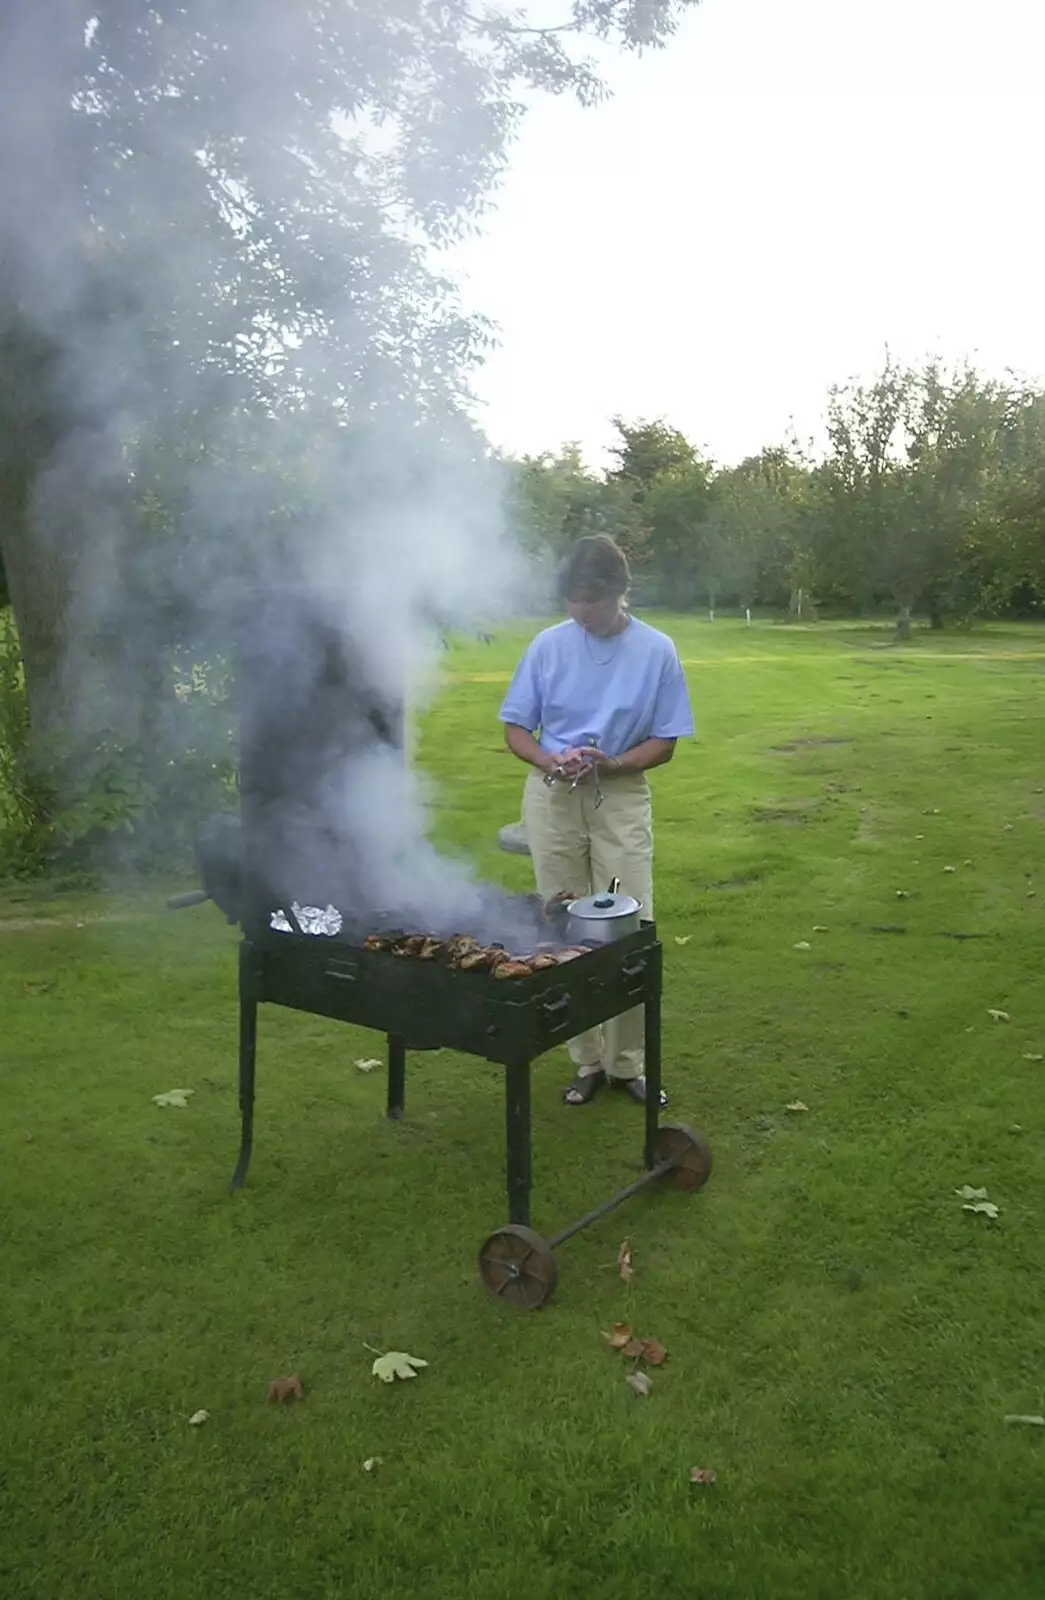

{"left": 557, "top": 535, "right": 631, "bottom": 602}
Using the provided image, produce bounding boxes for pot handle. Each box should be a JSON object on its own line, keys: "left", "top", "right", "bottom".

{"left": 608, "top": 877, "right": 621, "bottom": 895}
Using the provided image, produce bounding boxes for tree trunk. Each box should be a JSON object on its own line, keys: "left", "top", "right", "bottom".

{"left": 929, "top": 609, "right": 944, "bottom": 630}
{"left": 0, "top": 344, "right": 81, "bottom": 742}
{"left": 895, "top": 604, "right": 912, "bottom": 642}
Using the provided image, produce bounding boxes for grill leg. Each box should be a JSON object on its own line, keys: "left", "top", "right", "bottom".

{"left": 230, "top": 941, "right": 259, "bottom": 1191}
{"left": 387, "top": 1034, "right": 406, "bottom": 1121}
{"left": 643, "top": 943, "right": 664, "bottom": 1170}
{"left": 505, "top": 1057, "right": 532, "bottom": 1227}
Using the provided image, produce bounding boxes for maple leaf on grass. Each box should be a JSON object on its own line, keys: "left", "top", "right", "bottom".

{"left": 188, "top": 1409, "right": 210, "bottom": 1426}
{"left": 785, "top": 1100, "right": 810, "bottom": 1113}
{"left": 153, "top": 1089, "right": 193, "bottom": 1108}
{"left": 641, "top": 1339, "right": 668, "bottom": 1367}
{"left": 355, "top": 1058, "right": 381, "bottom": 1074}
{"left": 987, "top": 1009, "right": 1011, "bottom": 1023}
{"left": 626, "top": 1372, "right": 652, "bottom": 1397}
{"left": 372, "top": 1351, "right": 428, "bottom": 1383}
{"left": 956, "top": 1185, "right": 989, "bottom": 1201}
{"left": 602, "top": 1322, "right": 634, "bottom": 1351}
{"left": 689, "top": 1468, "right": 717, "bottom": 1485}
{"left": 963, "top": 1200, "right": 999, "bottom": 1218}
{"left": 267, "top": 1375, "right": 304, "bottom": 1403}
{"left": 620, "top": 1336, "right": 646, "bottom": 1359}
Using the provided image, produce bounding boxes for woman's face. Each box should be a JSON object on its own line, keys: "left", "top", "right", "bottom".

{"left": 565, "top": 589, "right": 626, "bottom": 637}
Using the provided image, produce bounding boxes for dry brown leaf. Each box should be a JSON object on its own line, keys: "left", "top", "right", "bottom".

{"left": 617, "top": 1239, "right": 634, "bottom": 1284}
{"left": 641, "top": 1339, "right": 668, "bottom": 1367}
{"left": 602, "top": 1322, "right": 634, "bottom": 1351}
{"left": 620, "top": 1337, "right": 646, "bottom": 1359}
{"left": 267, "top": 1375, "right": 304, "bottom": 1404}
{"left": 626, "top": 1372, "right": 653, "bottom": 1397}
{"left": 689, "top": 1467, "right": 717, "bottom": 1485}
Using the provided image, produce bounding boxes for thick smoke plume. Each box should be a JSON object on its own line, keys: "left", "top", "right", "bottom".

{"left": 0, "top": 4, "right": 557, "bottom": 945}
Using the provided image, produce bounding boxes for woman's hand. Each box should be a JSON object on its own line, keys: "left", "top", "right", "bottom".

{"left": 560, "top": 746, "right": 618, "bottom": 778}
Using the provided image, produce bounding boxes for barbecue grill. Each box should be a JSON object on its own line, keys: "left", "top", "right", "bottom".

{"left": 171, "top": 588, "right": 712, "bottom": 1308}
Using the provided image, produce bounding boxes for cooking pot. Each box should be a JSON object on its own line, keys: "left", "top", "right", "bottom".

{"left": 564, "top": 878, "right": 642, "bottom": 946}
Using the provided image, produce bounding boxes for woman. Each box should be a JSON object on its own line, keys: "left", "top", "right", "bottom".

{"left": 498, "top": 535, "right": 694, "bottom": 1107}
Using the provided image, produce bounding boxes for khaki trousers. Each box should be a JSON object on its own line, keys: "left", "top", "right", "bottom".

{"left": 522, "top": 769, "right": 653, "bottom": 1081}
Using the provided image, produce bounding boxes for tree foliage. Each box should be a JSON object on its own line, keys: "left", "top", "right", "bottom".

{"left": 513, "top": 361, "right": 1045, "bottom": 628}
{"left": 0, "top": 0, "right": 701, "bottom": 870}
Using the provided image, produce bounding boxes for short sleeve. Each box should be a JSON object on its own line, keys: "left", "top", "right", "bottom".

{"left": 649, "top": 648, "right": 694, "bottom": 739}
{"left": 498, "top": 641, "right": 544, "bottom": 732}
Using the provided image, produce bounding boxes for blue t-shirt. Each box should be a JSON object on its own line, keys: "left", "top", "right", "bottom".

{"left": 498, "top": 616, "right": 694, "bottom": 759}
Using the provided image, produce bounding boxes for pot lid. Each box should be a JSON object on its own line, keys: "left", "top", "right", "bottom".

{"left": 566, "top": 890, "right": 642, "bottom": 920}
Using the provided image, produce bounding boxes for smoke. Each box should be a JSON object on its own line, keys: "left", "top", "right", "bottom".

{"left": 0, "top": 4, "right": 550, "bottom": 939}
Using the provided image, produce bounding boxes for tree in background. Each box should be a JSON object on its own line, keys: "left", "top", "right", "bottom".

{"left": 0, "top": 0, "right": 703, "bottom": 868}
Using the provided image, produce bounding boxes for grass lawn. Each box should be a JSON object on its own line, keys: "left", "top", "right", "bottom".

{"left": 2, "top": 616, "right": 1045, "bottom": 1599}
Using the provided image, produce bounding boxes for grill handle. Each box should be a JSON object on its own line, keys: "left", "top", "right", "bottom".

{"left": 167, "top": 891, "right": 210, "bottom": 911}
{"left": 540, "top": 989, "right": 573, "bottom": 1036}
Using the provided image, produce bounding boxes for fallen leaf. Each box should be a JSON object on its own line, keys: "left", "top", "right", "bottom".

{"left": 785, "top": 1100, "right": 810, "bottom": 1113}
{"left": 964, "top": 859, "right": 974, "bottom": 866}
{"left": 363, "top": 1457, "right": 382, "bottom": 1471}
{"left": 641, "top": 1339, "right": 668, "bottom": 1367}
{"left": 626, "top": 1372, "right": 652, "bottom": 1397}
{"left": 602, "top": 1322, "right": 634, "bottom": 1351}
{"left": 674, "top": 935, "right": 692, "bottom": 946}
{"left": 267, "top": 1375, "right": 304, "bottom": 1403}
{"left": 813, "top": 925, "right": 829, "bottom": 933}
{"left": 1023, "top": 1053, "right": 1043, "bottom": 1062}
{"left": 188, "top": 1409, "right": 210, "bottom": 1426}
{"left": 955, "top": 1185, "right": 989, "bottom": 1201}
{"left": 943, "top": 865, "right": 956, "bottom": 874}
{"left": 1004, "top": 823, "right": 1014, "bottom": 830}
{"left": 987, "top": 1009, "right": 1011, "bottom": 1023}
{"left": 895, "top": 890, "right": 909, "bottom": 898}
{"left": 915, "top": 833, "right": 924, "bottom": 839}
{"left": 372, "top": 1351, "right": 428, "bottom": 1383}
{"left": 924, "top": 808, "right": 941, "bottom": 815}
{"left": 963, "top": 1201, "right": 1000, "bottom": 1219}
{"left": 617, "top": 1239, "right": 634, "bottom": 1284}
{"left": 793, "top": 940, "right": 811, "bottom": 951}
{"left": 689, "top": 1468, "right": 717, "bottom": 1485}
{"left": 1004, "top": 1415, "right": 1045, "bottom": 1427}
{"left": 355, "top": 1058, "right": 381, "bottom": 1073}
{"left": 152, "top": 1089, "right": 193, "bottom": 1108}
{"left": 620, "top": 1337, "right": 646, "bottom": 1359}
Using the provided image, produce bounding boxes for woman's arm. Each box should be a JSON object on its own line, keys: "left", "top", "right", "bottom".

{"left": 504, "top": 722, "right": 559, "bottom": 775}
{"left": 606, "top": 737, "right": 677, "bottom": 775}
{"left": 566, "top": 737, "right": 676, "bottom": 778}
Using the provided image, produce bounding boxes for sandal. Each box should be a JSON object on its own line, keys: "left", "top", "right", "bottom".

{"left": 563, "top": 1069, "right": 605, "bottom": 1106}
{"left": 610, "top": 1076, "right": 668, "bottom": 1108}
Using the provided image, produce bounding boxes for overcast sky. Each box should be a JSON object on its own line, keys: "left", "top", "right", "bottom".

{"left": 442, "top": 0, "right": 1044, "bottom": 470}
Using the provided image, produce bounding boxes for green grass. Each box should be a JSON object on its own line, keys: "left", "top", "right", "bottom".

{"left": 3, "top": 616, "right": 1045, "bottom": 1600}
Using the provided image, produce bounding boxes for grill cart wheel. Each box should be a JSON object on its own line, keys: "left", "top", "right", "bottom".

{"left": 478, "top": 1224, "right": 558, "bottom": 1310}
{"left": 653, "top": 1123, "right": 713, "bottom": 1192}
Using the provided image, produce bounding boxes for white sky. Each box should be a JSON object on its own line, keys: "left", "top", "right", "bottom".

{"left": 442, "top": 0, "right": 1045, "bottom": 469}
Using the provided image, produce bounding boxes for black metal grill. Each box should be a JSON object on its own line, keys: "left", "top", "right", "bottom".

{"left": 172, "top": 587, "right": 711, "bottom": 1308}
{"left": 224, "top": 914, "right": 712, "bottom": 1309}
